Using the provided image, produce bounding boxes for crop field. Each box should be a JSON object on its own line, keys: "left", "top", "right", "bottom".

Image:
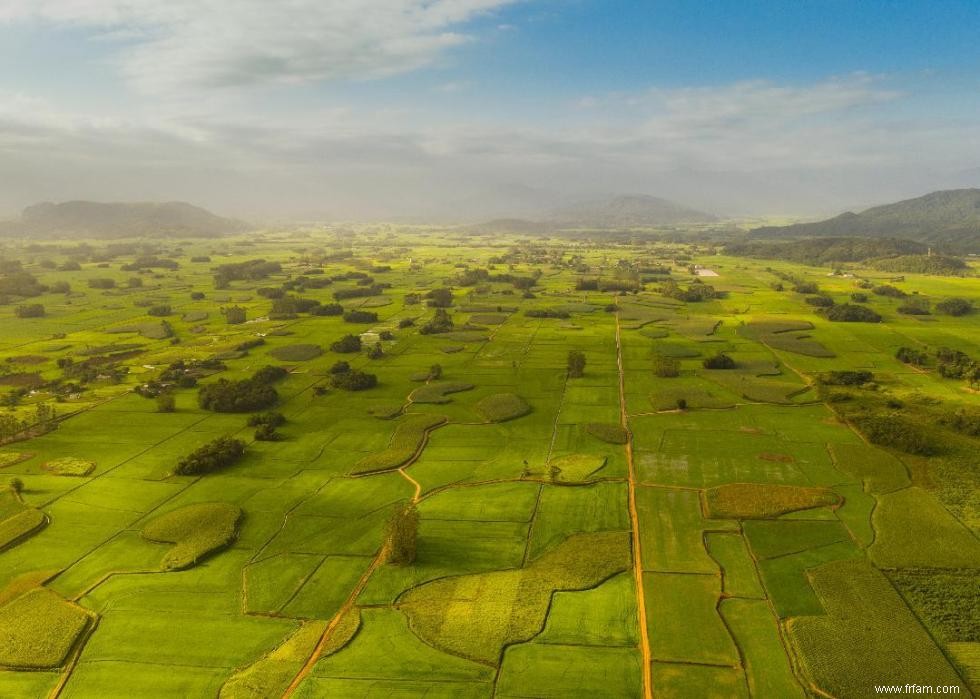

{"left": 0, "top": 230, "right": 978, "bottom": 698}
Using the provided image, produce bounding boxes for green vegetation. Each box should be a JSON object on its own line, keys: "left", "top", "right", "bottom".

{"left": 585, "top": 422, "right": 628, "bottom": 444}
{"left": 42, "top": 456, "right": 96, "bottom": 476}
{"left": 198, "top": 366, "right": 286, "bottom": 412}
{"left": 173, "top": 436, "right": 246, "bottom": 475}
{"left": 409, "top": 381, "right": 474, "bottom": 403}
{"left": 141, "top": 502, "right": 243, "bottom": 570}
{"left": 268, "top": 343, "right": 322, "bottom": 361}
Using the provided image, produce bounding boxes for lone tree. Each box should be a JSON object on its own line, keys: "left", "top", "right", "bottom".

{"left": 567, "top": 350, "right": 586, "bottom": 378}
{"left": 384, "top": 503, "right": 419, "bottom": 565}
{"left": 9, "top": 477, "right": 24, "bottom": 495}
{"left": 223, "top": 306, "right": 246, "bottom": 325}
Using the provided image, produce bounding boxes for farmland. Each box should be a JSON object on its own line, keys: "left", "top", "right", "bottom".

{"left": 0, "top": 229, "right": 978, "bottom": 698}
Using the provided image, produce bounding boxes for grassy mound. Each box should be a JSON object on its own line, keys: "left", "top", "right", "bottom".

{"left": 269, "top": 343, "right": 322, "bottom": 361}
{"left": 0, "top": 452, "right": 32, "bottom": 468}
{"left": 352, "top": 414, "right": 447, "bottom": 475}
{"left": 0, "top": 489, "right": 47, "bottom": 552}
{"left": 141, "top": 502, "right": 243, "bottom": 571}
{"left": 704, "top": 484, "right": 841, "bottom": 519}
{"left": 788, "top": 560, "right": 967, "bottom": 696}
{"left": 182, "top": 311, "right": 209, "bottom": 322}
{"left": 42, "top": 457, "right": 96, "bottom": 477}
{"left": 475, "top": 393, "right": 531, "bottom": 422}
{"left": 409, "top": 381, "right": 474, "bottom": 404}
{"left": 0, "top": 588, "right": 91, "bottom": 669}
{"left": 399, "top": 531, "right": 630, "bottom": 664}
{"left": 468, "top": 313, "right": 507, "bottom": 325}
{"left": 368, "top": 403, "right": 404, "bottom": 419}
{"left": 547, "top": 454, "right": 607, "bottom": 482}
{"left": 584, "top": 422, "right": 628, "bottom": 444}
{"left": 220, "top": 611, "right": 360, "bottom": 699}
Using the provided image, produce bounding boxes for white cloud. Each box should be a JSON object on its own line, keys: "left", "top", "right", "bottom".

{"left": 0, "top": 0, "right": 518, "bottom": 94}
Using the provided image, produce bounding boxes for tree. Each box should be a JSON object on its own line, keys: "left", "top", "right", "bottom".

{"left": 253, "top": 423, "right": 282, "bottom": 441}
{"left": 428, "top": 364, "right": 443, "bottom": 380}
{"left": 703, "top": 353, "right": 736, "bottom": 370}
{"left": 147, "top": 304, "right": 172, "bottom": 317}
{"left": 567, "top": 350, "right": 586, "bottom": 378}
{"left": 330, "top": 334, "right": 362, "bottom": 353}
{"left": 15, "top": 304, "right": 45, "bottom": 318}
{"left": 425, "top": 288, "right": 454, "bottom": 308}
{"left": 9, "top": 477, "right": 24, "bottom": 495}
{"left": 384, "top": 503, "right": 419, "bottom": 565}
{"left": 367, "top": 342, "right": 384, "bottom": 359}
{"left": 344, "top": 310, "right": 378, "bottom": 323}
{"left": 419, "top": 308, "right": 453, "bottom": 335}
{"left": 826, "top": 304, "right": 882, "bottom": 323}
{"left": 330, "top": 370, "right": 377, "bottom": 391}
{"left": 156, "top": 393, "right": 176, "bottom": 413}
{"left": 224, "top": 306, "right": 246, "bottom": 324}
{"left": 173, "top": 436, "right": 246, "bottom": 475}
{"left": 936, "top": 297, "right": 973, "bottom": 316}
{"left": 653, "top": 354, "right": 681, "bottom": 377}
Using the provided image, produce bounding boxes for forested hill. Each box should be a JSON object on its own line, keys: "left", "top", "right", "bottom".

{"left": 0, "top": 201, "right": 248, "bottom": 239}
{"left": 547, "top": 194, "right": 717, "bottom": 227}
{"left": 751, "top": 189, "right": 980, "bottom": 253}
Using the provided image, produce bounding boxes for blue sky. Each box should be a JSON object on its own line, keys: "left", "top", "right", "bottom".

{"left": 1, "top": 0, "right": 978, "bottom": 219}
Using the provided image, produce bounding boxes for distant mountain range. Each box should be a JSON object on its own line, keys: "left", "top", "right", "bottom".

{"left": 752, "top": 189, "right": 980, "bottom": 253}
{"left": 0, "top": 201, "right": 248, "bottom": 238}
{"left": 471, "top": 194, "right": 717, "bottom": 232}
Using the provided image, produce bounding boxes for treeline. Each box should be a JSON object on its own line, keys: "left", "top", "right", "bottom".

{"left": 725, "top": 236, "right": 927, "bottom": 264}
{"left": 197, "top": 365, "right": 287, "bottom": 412}
{"left": 868, "top": 254, "right": 969, "bottom": 276}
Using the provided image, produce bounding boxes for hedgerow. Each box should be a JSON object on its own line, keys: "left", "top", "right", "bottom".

{"left": 173, "top": 436, "right": 246, "bottom": 476}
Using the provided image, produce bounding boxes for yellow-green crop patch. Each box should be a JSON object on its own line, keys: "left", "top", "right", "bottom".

{"left": 0, "top": 452, "right": 33, "bottom": 468}
{"left": 584, "top": 422, "right": 628, "bottom": 444}
{"left": 351, "top": 413, "right": 447, "bottom": 474}
{"left": 0, "top": 588, "right": 91, "bottom": 669}
{"left": 399, "top": 531, "right": 630, "bottom": 664}
{"left": 474, "top": 392, "right": 531, "bottom": 422}
{"left": 141, "top": 502, "right": 243, "bottom": 571}
{"left": 409, "top": 381, "right": 474, "bottom": 404}
{"left": 703, "top": 483, "right": 841, "bottom": 519}
{"left": 42, "top": 457, "right": 96, "bottom": 476}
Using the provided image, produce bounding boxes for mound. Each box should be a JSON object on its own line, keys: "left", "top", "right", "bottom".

{"left": 0, "top": 452, "right": 33, "bottom": 468}
{"left": 182, "top": 311, "right": 209, "bottom": 322}
{"left": 704, "top": 484, "right": 841, "bottom": 520}
{"left": 399, "top": 531, "right": 630, "bottom": 664}
{"left": 584, "top": 423, "right": 628, "bottom": 444}
{"left": 42, "top": 457, "right": 95, "bottom": 477}
{"left": 475, "top": 393, "right": 531, "bottom": 422}
{"left": 0, "top": 588, "right": 91, "bottom": 669}
{"left": 141, "top": 502, "right": 243, "bottom": 571}
{"left": 368, "top": 404, "right": 404, "bottom": 420}
{"left": 547, "top": 454, "right": 607, "bottom": 482}
{"left": 269, "top": 344, "right": 322, "bottom": 361}
{"left": 352, "top": 414, "right": 448, "bottom": 475}
{"left": 0, "top": 490, "right": 47, "bottom": 552}
{"left": 409, "top": 381, "right": 475, "bottom": 404}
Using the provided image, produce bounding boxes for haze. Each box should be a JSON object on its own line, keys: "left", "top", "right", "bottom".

{"left": 2, "top": 0, "right": 980, "bottom": 222}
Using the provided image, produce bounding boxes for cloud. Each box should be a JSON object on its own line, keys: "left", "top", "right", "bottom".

{"left": 0, "top": 0, "right": 519, "bottom": 94}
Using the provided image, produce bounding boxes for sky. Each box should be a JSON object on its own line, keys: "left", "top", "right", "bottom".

{"left": 1, "top": 0, "right": 979, "bottom": 221}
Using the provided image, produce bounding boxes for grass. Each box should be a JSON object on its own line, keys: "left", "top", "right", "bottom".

{"left": 351, "top": 413, "right": 448, "bottom": 474}
{"left": 703, "top": 483, "right": 841, "bottom": 519}
{"left": 721, "top": 598, "right": 804, "bottom": 698}
{"left": 268, "top": 343, "right": 322, "bottom": 361}
{"left": 828, "top": 442, "right": 910, "bottom": 493}
{"left": 584, "top": 422, "right": 628, "bottom": 444}
{"left": 409, "top": 381, "right": 475, "bottom": 404}
{"left": 888, "top": 569, "right": 980, "bottom": 643}
{"left": 0, "top": 588, "right": 90, "bottom": 669}
{"left": 788, "top": 559, "right": 967, "bottom": 696}
{"left": 398, "top": 531, "right": 630, "bottom": 664}
{"left": 0, "top": 489, "right": 47, "bottom": 552}
{"left": 42, "top": 457, "right": 96, "bottom": 476}
{"left": 546, "top": 453, "right": 606, "bottom": 482}
{"left": 474, "top": 393, "right": 531, "bottom": 422}
{"left": 141, "top": 502, "right": 243, "bottom": 571}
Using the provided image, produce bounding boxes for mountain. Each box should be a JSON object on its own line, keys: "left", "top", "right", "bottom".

{"left": 1, "top": 201, "right": 248, "bottom": 238}
{"left": 752, "top": 189, "right": 980, "bottom": 252}
{"left": 547, "top": 194, "right": 717, "bottom": 227}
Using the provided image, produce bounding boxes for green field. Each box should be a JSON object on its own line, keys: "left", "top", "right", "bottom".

{"left": 0, "top": 231, "right": 978, "bottom": 698}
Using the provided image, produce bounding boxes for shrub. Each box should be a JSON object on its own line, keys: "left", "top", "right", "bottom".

{"left": 147, "top": 304, "right": 171, "bottom": 317}
{"left": 419, "top": 308, "right": 454, "bottom": 334}
{"left": 367, "top": 342, "right": 384, "bottom": 359}
{"left": 702, "top": 352, "right": 736, "bottom": 369}
{"left": 190, "top": 291, "right": 205, "bottom": 300}
{"left": 822, "top": 370, "right": 873, "bottom": 386}
{"left": 344, "top": 310, "right": 378, "bottom": 323}
{"left": 329, "top": 361, "right": 351, "bottom": 374}
{"left": 330, "top": 370, "right": 377, "bottom": 391}
{"left": 310, "top": 302, "right": 343, "bottom": 316}
{"left": 428, "top": 364, "right": 442, "bottom": 380}
{"left": 156, "top": 393, "right": 176, "bottom": 413}
{"left": 15, "top": 304, "right": 45, "bottom": 318}
{"left": 173, "top": 436, "right": 246, "bottom": 475}
{"left": 805, "top": 295, "right": 834, "bottom": 307}
{"left": 896, "top": 347, "right": 928, "bottom": 366}
{"left": 398, "top": 318, "right": 415, "bottom": 328}
{"left": 653, "top": 354, "right": 681, "bottom": 377}
{"left": 246, "top": 411, "right": 285, "bottom": 428}
{"left": 873, "top": 284, "right": 906, "bottom": 298}
{"left": 425, "top": 288, "right": 454, "bottom": 308}
{"left": 852, "top": 415, "right": 939, "bottom": 455}
{"left": 850, "top": 292, "right": 868, "bottom": 303}
{"left": 935, "top": 297, "right": 973, "bottom": 316}
{"left": 87, "top": 278, "right": 116, "bottom": 289}
{"left": 567, "top": 350, "right": 586, "bottom": 378}
{"left": 330, "top": 334, "right": 362, "bottom": 353}
{"left": 198, "top": 367, "right": 283, "bottom": 412}
{"left": 269, "top": 344, "right": 322, "bottom": 361}
{"left": 253, "top": 424, "right": 282, "bottom": 441}
{"left": 223, "top": 306, "right": 246, "bottom": 324}
{"left": 827, "top": 304, "right": 882, "bottom": 322}
{"left": 792, "top": 282, "right": 819, "bottom": 294}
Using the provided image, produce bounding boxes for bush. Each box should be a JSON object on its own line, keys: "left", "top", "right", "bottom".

{"left": 896, "top": 347, "right": 928, "bottom": 366}
{"left": 197, "top": 366, "right": 284, "bottom": 412}
{"left": 827, "top": 304, "right": 882, "bottom": 322}
{"left": 936, "top": 297, "right": 973, "bottom": 316}
{"left": 805, "top": 295, "right": 834, "bottom": 308}
{"left": 426, "top": 288, "right": 453, "bottom": 308}
{"left": 329, "top": 361, "right": 351, "bottom": 374}
{"left": 567, "top": 350, "right": 586, "bottom": 378}
{"left": 190, "top": 291, "right": 205, "bottom": 300}
{"left": 156, "top": 393, "right": 176, "bottom": 413}
{"left": 398, "top": 318, "right": 415, "bottom": 328}
{"left": 246, "top": 411, "right": 285, "bottom": 428}
{"left": 822, "top": 370, "right": 873, "bottom": 386}
{"left": 223, "top": 306, "right": 246, "bottom": 324}
{"left": 419, "top": 308, "right": 454, "bottom": 334}
{"left": 702, "top": 353, "right": 736, "bottom": 369}
{"left": 310, "top": 303, "right": 343, "bottom": 316}
{"left": 330, "top": 334, "right": 362, "bottom": 353}
{"left": 15, "top": 304, "right": 45, "bottom": 318}
{"left": 873, "top": 284, "right": 906, "bottom": 298}
{"left": 852, "top": 415, "right": 939, "bottom": 456}
{"left": 653, "top": 354, "right": 681, "bottom": 377}
{"left": 88, "top": 278, "right": 116, "bottom": 289}
{"left": 173, "top": 436, "right": 246, "bottom": 475}
{"left": 344, "top": 310, "right": 378, "bottom": 323}
{"left": 330, "top": 370, "right": 377, "bottom": 391}
{"left": 147, "top": 304, "right": 172, "bottom": 317}
{"left": 850, "top": 292, "right": 868, "bottom": 303}
{"left": 253, "top": 424, "right": 282, "bottom": 441}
